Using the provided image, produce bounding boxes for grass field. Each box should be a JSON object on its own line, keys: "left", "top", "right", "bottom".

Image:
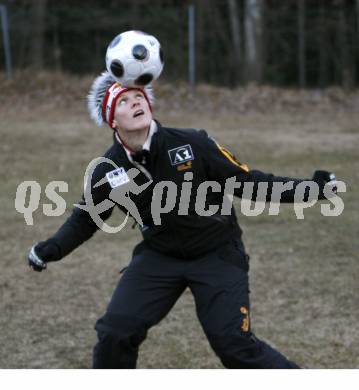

{"left": 1, "top": 74, "right": 358, "bottom": 368}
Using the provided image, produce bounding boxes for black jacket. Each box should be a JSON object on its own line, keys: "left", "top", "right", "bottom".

{"left": 50, "top": 121, "right": 321, "bottom": 260}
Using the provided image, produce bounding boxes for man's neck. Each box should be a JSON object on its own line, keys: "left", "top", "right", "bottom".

{"left": 116, "top": 126, "right": 149, "bottom": 153}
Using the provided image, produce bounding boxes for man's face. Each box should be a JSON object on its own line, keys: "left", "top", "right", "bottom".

{"left": 112, "top": 89, "right": 152, "bottom": 133}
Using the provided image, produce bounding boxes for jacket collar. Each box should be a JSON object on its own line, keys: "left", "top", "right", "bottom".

{"left": 113, "top": 120, "right": 158, "bottom": 162}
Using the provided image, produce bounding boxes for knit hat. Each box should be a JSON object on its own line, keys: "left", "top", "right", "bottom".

{"left": 87, "top": 71, "right": 155, "bottom": 128}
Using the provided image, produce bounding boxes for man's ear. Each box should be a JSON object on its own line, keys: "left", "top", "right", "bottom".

{"left": 111, "top": 120, "right": 118, "bottom": 129}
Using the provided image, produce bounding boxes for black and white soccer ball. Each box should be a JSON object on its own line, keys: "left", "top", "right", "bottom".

{"left": 105, "top": 30, "right": 164, "bottom": 87}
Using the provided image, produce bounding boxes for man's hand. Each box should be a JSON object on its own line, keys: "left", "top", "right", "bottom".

{"left": 27, "top": 240, "right": 61, "bottom": 272}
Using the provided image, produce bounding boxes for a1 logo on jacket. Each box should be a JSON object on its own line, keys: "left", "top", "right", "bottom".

{"left": 168, "top": 144, "right": 194, "bottom": 166}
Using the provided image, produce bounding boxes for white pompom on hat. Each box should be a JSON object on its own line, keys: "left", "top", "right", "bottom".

{"left": 87, "top": 71, "right": 155, "bottom": 128}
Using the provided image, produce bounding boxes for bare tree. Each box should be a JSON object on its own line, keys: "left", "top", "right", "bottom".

{"left": 195, "top": 0, "right": 205, "bottom": 83}
{"left": 244, "top": 0, "right": 263, "bottom": 84}
{"left": 30, "top": 0, "right": 47, "bottom": 70}
{"left": 298, "top": 0, "right": 306, "bottom": 88}
{"left": 318, "top": 0, "right": 328, "bottom": 88}
{"left": 52, "top": 14, "right": 62, "bottom": 72}
{"left": 228, "top": 0, "right": 242, "bottom": 84}
{"left": 338, "top": 0, "right": 353, "bottom": 89}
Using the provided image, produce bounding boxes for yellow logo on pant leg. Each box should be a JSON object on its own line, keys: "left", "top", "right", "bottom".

{"left": 240, "top": 306, "right": 250, "bottom": 332}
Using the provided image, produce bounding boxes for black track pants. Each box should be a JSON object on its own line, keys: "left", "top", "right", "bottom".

{"left": 93, "top": 240, "right": 299, "bottom": 369}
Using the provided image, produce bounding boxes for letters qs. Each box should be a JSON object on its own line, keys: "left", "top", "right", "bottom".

{"left": 15, "top": 181, "right": 68, "bottom": 225}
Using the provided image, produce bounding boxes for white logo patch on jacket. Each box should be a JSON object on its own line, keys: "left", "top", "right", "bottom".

{"left": 106, "top": 168, "right": 130, "bottom": 188}
{"left": 168, "top": 145, "right": 194, "bottom": 166}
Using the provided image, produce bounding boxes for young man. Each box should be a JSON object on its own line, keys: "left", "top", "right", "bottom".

{"left": 28, "top": 71, "right": 337, "bottom": 368}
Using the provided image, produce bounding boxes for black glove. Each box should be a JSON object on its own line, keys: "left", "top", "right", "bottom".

{"left": 27, "top": 240, "right": 61, "bottom": 272}
{"left": 312, "top": 170, "right": 337, "bottom": 196}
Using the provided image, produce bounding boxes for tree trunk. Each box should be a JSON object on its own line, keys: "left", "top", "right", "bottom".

{"left": 30, "top": 0, "right": 47, "bottom": 70}
{"left": 195, "top": 0, "right": 205, "bottom": 83}
{"left": 52, "top": 14, "right": 62, "bottom": 72}
{"left": 209, "top": 0, "right": 233, "bottom": 85}
{"left": 356, "top": 0, "right": 359, "bottom": 82}
{"left": 244, "top": 0, "right": 263, "bottom": 84}
{"left": 318, "top": 0, "right": 328, "bottom": 88}
{"left": 228, "top": 0, "right": 242, "bottom": 85}
{"left": 203, "top": 0, "right": 217, "bottom": 85}
{"left": 338, "top": 0, "right": 353, "bottom": 89}
{"left": 298, "top": 0, "right": 306, "bottom": 88}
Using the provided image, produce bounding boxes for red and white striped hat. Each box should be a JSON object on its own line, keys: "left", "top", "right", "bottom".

{"left": 88, "top": 71, "right": 155, "bottom": 129}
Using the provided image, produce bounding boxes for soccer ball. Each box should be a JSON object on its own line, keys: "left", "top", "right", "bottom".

{"left": 105, "top": 30, "right": 164, "bottom": 87}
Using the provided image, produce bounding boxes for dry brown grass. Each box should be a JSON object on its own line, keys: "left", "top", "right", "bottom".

{"left": 0, "top": 73, "right": 358, "bottom": 368}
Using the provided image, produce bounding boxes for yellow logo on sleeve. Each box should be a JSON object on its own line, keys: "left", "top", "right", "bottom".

{"left": 240, "top": 306, "right": 250, "bottom": 332}
{"left": 216, "top": 143, "right": 249, "bottom": 172}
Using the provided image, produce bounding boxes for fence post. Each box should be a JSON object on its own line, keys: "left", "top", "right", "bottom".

{"left": 0, "top": 4, "right": 13, "bottom": 79}
{"left": 188, "top": 4, "right": 196, "bottom": 88}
